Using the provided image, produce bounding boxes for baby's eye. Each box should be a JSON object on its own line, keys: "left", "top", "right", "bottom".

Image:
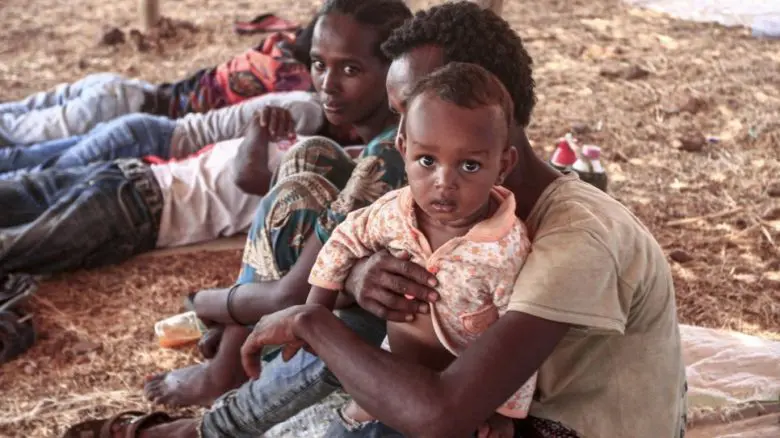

{"left": 462, "top": 161, "right": 481, "bottom": 173}
{"left": 344, "top": 65, "right": 360, "bottom": 76}
{"left": 312, "top": 61, "right": 325, "bottom": 71}
{"left": 418, "top": 156, "right": 435, "bottom": 168}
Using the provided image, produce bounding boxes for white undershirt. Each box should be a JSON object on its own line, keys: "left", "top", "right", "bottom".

{"left": 150, "top": 138, "right": 261, "bottom": 248}
{"left": 151, "top": 92, "right": 324, "bottom": 248}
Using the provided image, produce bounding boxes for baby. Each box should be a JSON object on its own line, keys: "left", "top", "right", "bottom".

{"left": 307, "top": 62, "right": 536, "bottom": 425}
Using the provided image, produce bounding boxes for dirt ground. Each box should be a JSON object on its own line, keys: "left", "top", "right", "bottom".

{"left": 0, "top": 0, "right": 778, "bottom": 436}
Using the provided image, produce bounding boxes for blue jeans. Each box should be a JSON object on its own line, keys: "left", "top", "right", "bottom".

{"left": 0, "top": 114, "right": 176, "bottom": 176}
{"left": 0, "top": 136, "right": 84, "bottom": 178}
{"left": 199, "top": 306, "right": 386, "bottom": 437}
{"left": 0, "top": 160, "right": 158, "bottom": 275}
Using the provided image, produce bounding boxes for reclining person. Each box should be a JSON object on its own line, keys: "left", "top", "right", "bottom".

{"left": 0, "top": 90, "right": 359, "bottom": 178}
{"left": 0, "top": 100, "right": 323, "bottom": 277}
{"left": 0, "top": 23, "right": 314, "bottom": 146}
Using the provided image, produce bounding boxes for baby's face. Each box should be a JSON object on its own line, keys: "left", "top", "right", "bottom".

{"left": 400, "top": 93, "right": 510, "bottom": 227}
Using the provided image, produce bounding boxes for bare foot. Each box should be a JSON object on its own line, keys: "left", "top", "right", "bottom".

{"left": 144, "top": 362, "right": 245, "bottom": 408}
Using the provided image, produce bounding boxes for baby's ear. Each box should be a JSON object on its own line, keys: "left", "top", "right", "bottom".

{"left": 395, "top": 114, "right": 407, "bottom": 155}
{"left": 497, "top": 145, "right": 518, "bottom": 184}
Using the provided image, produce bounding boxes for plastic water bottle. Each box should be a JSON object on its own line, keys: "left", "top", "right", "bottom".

{"left": 154, "top": 311, "right": 206, "bottom": 349}
{"left": 572, "top": 145, "right": 608, "bottom": 192}
{"left": 549, "top": 133, "right": 578, "bottom": 172}
{"left": 752, "top": 17, "right": 780, "bottom": 39}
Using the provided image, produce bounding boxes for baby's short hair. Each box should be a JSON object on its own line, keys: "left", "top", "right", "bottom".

{"left": 406, "top": 62, "right": 515, "bottom": 134}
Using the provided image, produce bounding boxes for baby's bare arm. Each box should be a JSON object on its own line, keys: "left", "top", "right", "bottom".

{"left": 306, "top": 285, "right": 339, "bottom": 310}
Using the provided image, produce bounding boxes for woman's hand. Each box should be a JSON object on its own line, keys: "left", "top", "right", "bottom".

{"left": 344, "top": 250, "right": 439, "bottom": 322}
{"left": 240, "top": 304, "right": 321, "bottom": 379}
{"left": 477, "top": 413, "right": 515, "bottom": 438}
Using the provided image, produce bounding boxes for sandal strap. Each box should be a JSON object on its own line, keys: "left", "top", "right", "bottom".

{"left": 97, "top": 411, "right": 147, "bottom": 438}
{"left": 125, "top": 412, "right": 175, "bottom": 437}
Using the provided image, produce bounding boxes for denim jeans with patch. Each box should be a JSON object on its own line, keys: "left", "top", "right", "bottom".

{"left": 199, "top": 306, "right": 386, "bottom": 438}
{"left": 0, "top": 113, "right": 176, "bottom": 178}
{"left": 0, "top": 161, "right": 158, "bottom": 275}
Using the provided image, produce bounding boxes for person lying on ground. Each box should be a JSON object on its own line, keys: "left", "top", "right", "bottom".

{"left": 0, "top": 102, "right": 322, "bottom": 276}
{"left": 0, "top": 90, "right": 358, "bottom": 178}
{"left": 64, "top": 3, "right": 685, "bottom": 438}
{"left": 140, "top": 0, "right": 412, "bottom": 410}
{"left": 0, "top": 23, "right": 314, "bottom": 147}
{"left": 304, "top": 62, "right": 538, "bottom": 436}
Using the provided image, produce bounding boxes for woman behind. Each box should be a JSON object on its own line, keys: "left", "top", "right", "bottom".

{"left": 141, "top": 0, "right": 412, "bottom": 412}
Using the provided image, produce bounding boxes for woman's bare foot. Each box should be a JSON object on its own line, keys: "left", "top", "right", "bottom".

{"left": 145, "top": 325, "right": 252, "bottom": 407}
{"left": 144, "top": 362, "right": 245, "bottom": 407}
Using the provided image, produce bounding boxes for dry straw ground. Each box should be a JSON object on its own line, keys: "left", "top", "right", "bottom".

{"left": 0, "top": 0, "right": 778, "bottom": 436}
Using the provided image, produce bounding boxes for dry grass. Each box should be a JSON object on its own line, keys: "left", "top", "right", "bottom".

{"left": 0, "top": 0, "right": 779, "bottom": 436}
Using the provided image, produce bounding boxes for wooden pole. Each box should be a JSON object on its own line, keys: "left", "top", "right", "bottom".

{"left": 139, "top": 0, "right": 160, "bottom": 33}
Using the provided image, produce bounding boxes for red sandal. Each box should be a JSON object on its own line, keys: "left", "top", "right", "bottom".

{"left": 234, "top": 13, "right": 299, "bottom": 35}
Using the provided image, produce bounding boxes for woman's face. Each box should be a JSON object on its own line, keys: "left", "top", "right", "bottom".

{"left": 310, "top": 13, "right": 390, "bottom": 128}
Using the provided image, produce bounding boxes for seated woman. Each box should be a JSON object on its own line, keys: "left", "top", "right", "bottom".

{"left": 0, "top": 25, "right": 313, "bottom": 147}
{"left": 140, "top": 0, "right": 412, "bottom": 410}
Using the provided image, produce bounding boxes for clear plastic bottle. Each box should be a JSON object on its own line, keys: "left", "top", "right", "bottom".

{"left": 154, "top": 311, "right": 206, "bottom": 349}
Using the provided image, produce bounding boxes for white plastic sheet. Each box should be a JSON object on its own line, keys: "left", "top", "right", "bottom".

{"left": 681, "top": 325, "right": 780, "bottom": 409}
{"left": 623, "top": 0, "right": 780, "bottom": 28}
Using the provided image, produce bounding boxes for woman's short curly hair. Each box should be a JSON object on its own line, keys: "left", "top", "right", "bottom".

{"left": 381, "top": 1, "right": 535, "bottom": 127}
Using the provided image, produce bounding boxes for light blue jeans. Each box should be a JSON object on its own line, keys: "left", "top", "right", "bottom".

{"left": 199, "top": 307, "right": 386, "bottom": 438}
{"left": 0, "top": 73, "right": 156, "bottom": 146}
{"left": 0, "top": 114, "right": 177, "bottom": 178}
{"left": 0, "top": 73, "right": 125, "bottom": 115}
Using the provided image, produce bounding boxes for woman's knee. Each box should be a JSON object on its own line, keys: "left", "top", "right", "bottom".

{"left": 278, "top": 136, "right": 355, "bottom": 187}
{"left": 281, "top": 136, "right": 349, "bottom": 167}
{"left": 242, "top": 172, "right": 341, "bottom": 279}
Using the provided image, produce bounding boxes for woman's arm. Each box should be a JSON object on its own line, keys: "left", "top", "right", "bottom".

{"left": 194, "top": 234, "right": 324, "bottom": 325}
